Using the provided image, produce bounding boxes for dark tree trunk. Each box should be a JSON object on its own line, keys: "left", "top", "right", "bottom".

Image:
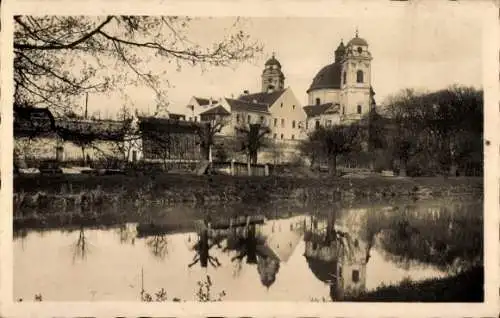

{"left": 328, "top": 155, "right": 337, "bottom": 176}
{"left": 399, "top": 158, "right": 407, "bottom": 177}
{"left": 246, "top": 224, "right": 257, "bottom": 264}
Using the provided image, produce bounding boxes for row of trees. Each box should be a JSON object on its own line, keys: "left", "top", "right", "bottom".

{"left": 299, "top": 85, "right": 483, "bottom": 177}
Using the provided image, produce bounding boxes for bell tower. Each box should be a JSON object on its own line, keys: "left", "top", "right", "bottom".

{"left": 261, "top": 53, "right": 285, "bottom": 92}
{"left": 340, "top": 29, "right": 373, "bottom": 122}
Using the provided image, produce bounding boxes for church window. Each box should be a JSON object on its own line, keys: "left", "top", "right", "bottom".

{"left": 315, "top": 98, "right": 321, "bottom": 105}
{"left": 280, "top": 103, "right": 283, "bottom": 108}
{"left": 352, "top": 270, "right": 360, "bottom": 283}
{"left": 315, "top": 120, "right": 320, "bottom": 129}
{"left": 291, "top": 134, "right": 295, "bottom": 140}
{"left": 274, "top": 118, "right": 278, "bottom": 127}
{"left": 356, "top": 70, "right": 364, "bottom": 83}
{"left": 236, "top": 114, "right": 240, "bottom": 123}
{"left": 194, "top": 116, "right": 198, "bottom": 122}
{"left": 281, "top": 118, "right": 285, "bottom": 128}
{"left": 306, "top": 121, "right": 309, "bottom": 130}
{"left": 339, "top": 266, "right": 343, "bottom": 278}
{"left": 326, "top": 120, "right": 332, "bottom": 127}
{"left": 357, "top": 46, "right": 363, "bottom": 54}
{"left": 292, "top": 120, "right": 296, "bottom": 129}
{"left": 260, "top": 116, "right": 265, "bottom": 123}
{"left": 280, "top": 134, "right": 284, "bottom": 140}
{"left": 293, "top": 105, "right": 296, "bottom": 110}
{"left": 273, "top": 133, "right": 277, "bottom": 139}
{"left": 247, "top": 115, "right": 251, "bottom": 123}
{"left": 342, "top": 106, "right": 345, "bottom": 115}
{"left": 357, "top": 105, "right": 362, "bottom": 114}
{"left": 343, "top": 71, "right": 347, "bottom": 85}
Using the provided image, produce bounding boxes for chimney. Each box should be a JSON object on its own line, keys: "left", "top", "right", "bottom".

{"left": 243, "top": 90, "right": 249, "bottom": 95}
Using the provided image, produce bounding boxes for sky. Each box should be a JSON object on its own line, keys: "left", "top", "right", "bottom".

{"left": 79, "top": 9, "right": 484, "bottom": 119}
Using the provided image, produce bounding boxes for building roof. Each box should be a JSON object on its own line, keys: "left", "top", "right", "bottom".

{"left": 14, "top": 107, "right": 56, "bottom": 137}
{"left": 226, "top": 98, "right": 270, "bottom": 114}
{"left": 238, "top": 89, "right": 285, "bottom": 106}
{"left": 194, "top": 97, "right": 217, "bottom": 106}
{"left": 307, "top": 62, "right": 343, "bottom": 92}
{"left": 347, "top": 36, "right": 368, "bottom": 47}
{"left": 138, "top": 116, "right": 203, "bottom": 134}
{"left": 265, "top": 54, "right": 281, "bottom": 68}
{"left": 199, "top": 105, "right": 231, "bottom": 116}
{"left": 303, "top": 103, "right": 338, "bottom": 117}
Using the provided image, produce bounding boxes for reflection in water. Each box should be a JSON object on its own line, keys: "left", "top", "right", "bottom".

{"left": 188, "top": 226, "right": 224, "bottom": 268}
{"left": 375, "top": 204, "right": 483, "bottom": 273}
{"left": 303, "top": 210, "right": 367, "bottom": 300}
{"left": 72, "top": 227, "right": 91, "bottom": 262}
{"left": 146, "top": 235, "right": 169, "bottom": 259}
{"left": 223, "top": 224, "right": 281, "bottom": 288}
{"left": 13, "top": 200, "right": 482, "bottom": 301}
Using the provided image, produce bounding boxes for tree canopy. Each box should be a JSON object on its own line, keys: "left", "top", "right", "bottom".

{"left": 14, "top": 16, "right": 263, "bottom": 115}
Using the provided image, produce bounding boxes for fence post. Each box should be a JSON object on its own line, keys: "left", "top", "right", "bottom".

{"left": 231, "top": 159, "right": 235, "bottom": 176}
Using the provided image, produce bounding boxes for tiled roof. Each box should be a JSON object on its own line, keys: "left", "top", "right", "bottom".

{"left": 199, "top": 105, "right": 230, "bottom": 116}
{"left": 226, "top": 98, "right": 270, "bottom": 114}
{"left": 238, "top": 89, "right": 285, "bottom": 106}
{"left": 303, "top": 103, "right": 338, "bottom": 117}
{"left": 194, "top": 97, "right": 217, "bottom": 106}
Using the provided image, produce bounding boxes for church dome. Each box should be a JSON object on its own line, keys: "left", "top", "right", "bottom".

{"left": 307, "top": 62, "right": 342, "bottom": 92}
{"left": 265, "top": 54, "right": 281, "bottom": 68}
{"left": 347, "top": 35, "right": 368, "bottom": 47}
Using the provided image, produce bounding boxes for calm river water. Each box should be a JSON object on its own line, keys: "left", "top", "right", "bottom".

{"left": 14, "top": 199, "right": 482, "bottom": 301}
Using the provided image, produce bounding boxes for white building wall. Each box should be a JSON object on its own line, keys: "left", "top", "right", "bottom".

{"left": 268, "top": 88, "right": 307, "bottom": 141}
{"left": 308, "top": 88, "right": 341, "bottom": 105}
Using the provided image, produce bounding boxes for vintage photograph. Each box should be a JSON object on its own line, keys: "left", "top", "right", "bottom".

{"left": 11, "top": 11, "right": 485, "bottom": 304}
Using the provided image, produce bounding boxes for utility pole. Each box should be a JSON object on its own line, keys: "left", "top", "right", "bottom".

{"left": 84, "top": 92, "right": 89, "bottom": 119}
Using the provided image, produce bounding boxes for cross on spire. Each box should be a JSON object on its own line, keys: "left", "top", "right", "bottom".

{"left": 355, "top": 27, "right": 359, "bottom": 37}
{"left": 272, "top": 51, "right": 276, "bottom": 58}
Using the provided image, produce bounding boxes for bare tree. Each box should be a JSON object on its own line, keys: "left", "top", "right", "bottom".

{"left": 14, "top": 16, "right": 263, "bottom": 114}
{"left": 235, "top": 123, "right": 271, "bottom": 167}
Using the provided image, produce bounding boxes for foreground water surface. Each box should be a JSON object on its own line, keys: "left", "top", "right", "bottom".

{"left": 14, "top": 199, "right": 482, "bottom": 301}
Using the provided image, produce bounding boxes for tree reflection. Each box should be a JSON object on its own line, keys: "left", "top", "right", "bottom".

{"left": 224, "top": 224, "right": 281, "bottom": 288}
{"left": 375, "top": 203, "right": 482, "bottom": 273}
{"left": 188, "top": 226, "right": 224, "bottom": 268}
{"left": 72, "top": 226, "right": 91, "bottom": 262}
{"left": 146, "top": 235, "right": 169, "bottom": 260}
{"left": 117, "top": 224, "right": 136, "bottom": 245}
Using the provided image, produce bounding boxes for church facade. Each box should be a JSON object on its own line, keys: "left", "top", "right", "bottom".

{"left": 304, "top": 31, "right": 376, "bottom": 131}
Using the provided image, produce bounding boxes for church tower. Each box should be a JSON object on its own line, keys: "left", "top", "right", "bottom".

{"left": 340, "top": 30, "right": 373, "bottom": 122}
{"left": 261, "top": 53, "right": 285, "bottom": 92}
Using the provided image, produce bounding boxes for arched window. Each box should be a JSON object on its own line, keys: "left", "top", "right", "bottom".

{"left": 357, "top": 105, "right": 362, "bottom": 114}
{"left": 342, "top": 106, "right": 345, "bottom": 115}
{"left": 292, "top": 120, "right": 296, "bottom": 129}
{"left": 356, "top": 70, "right": 364, "bottom": 83}
{"left": 315, "top": 98, "right": 321, "bottom": 105}
{"left": 343, "top": 71, "right": 347, "bottom": 85}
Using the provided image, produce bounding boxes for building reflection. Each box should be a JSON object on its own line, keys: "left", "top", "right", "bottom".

{"left": 303, "top": 212, "right": 368, "bottom": 300}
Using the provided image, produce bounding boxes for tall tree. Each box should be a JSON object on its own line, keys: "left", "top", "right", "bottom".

{"left": 303, "top": 124, "right": 362, "bottom": 176}
{"left": 14, "top": 16, "right": 263, "bottom": 115}
{"left": 235, "top": 123, "right": 271, "bottom": 166}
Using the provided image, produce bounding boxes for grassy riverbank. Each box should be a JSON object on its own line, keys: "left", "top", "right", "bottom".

{"left": 13, "top": 174, "right": 482, "bottom": 229}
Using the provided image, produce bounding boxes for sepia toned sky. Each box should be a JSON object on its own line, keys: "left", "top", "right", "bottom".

{"left": 81, "top": 8, "right": 484, "bottom": 119}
